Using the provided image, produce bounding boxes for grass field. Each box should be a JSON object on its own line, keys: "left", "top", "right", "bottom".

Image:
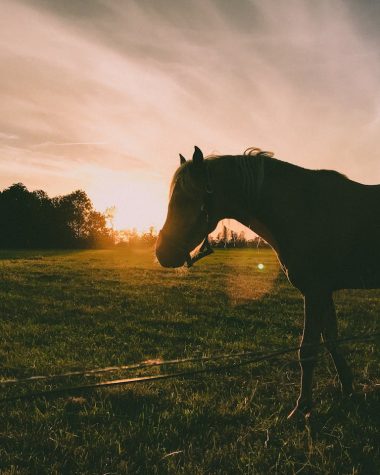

{"left": 0, "top": 248, "right": 378, "bottom": 474}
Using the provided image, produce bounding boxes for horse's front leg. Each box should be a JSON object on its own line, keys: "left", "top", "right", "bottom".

{"left": 288, "top": 292, "right": 325, "bottom": 419}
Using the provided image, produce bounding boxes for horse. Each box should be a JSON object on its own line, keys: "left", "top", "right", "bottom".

{"left": 155, "top": 146, "right": 380, "bottom": 418}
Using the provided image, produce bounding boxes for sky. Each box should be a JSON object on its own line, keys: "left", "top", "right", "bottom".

{"left": 1, "top": 0, "right": 380, "bottom": 231}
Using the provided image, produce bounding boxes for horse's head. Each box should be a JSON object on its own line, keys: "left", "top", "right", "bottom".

{"left": 156, "top": 146, "right": 217, "bottom": 268}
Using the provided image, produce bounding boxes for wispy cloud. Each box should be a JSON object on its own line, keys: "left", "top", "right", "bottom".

{"left": 0, "top": 132, "right": 19, "bottom": 140}
{"left": 34, "top": 142, "right": 108, "bottom": 147}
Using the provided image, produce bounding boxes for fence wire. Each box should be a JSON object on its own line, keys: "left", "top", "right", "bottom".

{"left": 0, "top": 332, "right": 378, "bottom": 403}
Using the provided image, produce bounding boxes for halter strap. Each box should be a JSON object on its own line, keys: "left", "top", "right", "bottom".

{"left": 185, "top": 163, "right": 214, "bottom": 267}
{"left": 185, "top": 236, "right": 213, "bottom": 267}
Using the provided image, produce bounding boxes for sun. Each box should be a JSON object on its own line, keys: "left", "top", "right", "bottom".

{"left": 88, "top": 169, "right": 167, "bottom": 232}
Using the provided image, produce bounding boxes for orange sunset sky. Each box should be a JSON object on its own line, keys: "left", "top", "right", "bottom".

{"left": 1, "top": 0, "right": 380, "bottom": 231}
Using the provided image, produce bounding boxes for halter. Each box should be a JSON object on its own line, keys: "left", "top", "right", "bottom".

{"left": 185, "top": 175, "right": 214, "bottom": 267}
{"left": 183, "top": 162, "right": 214, "bottom": 267}
{"left": 157, "top": 194, "right": 213, "bottom": 267}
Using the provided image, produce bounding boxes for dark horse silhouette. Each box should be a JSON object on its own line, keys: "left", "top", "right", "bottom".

{"left": 156, "top": 146, "right": 380, "bottom": 418}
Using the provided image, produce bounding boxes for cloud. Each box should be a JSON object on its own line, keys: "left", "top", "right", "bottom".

{"left": 0, "top": 132, "right": 19, "bottom": 140}
{"left": 35, "top": 142, "right": 108, "bottom": 146}
{"left": 1, "top": 0, "right": 379, "bottom": 228}
{"left": 1, "top": 1, "right": 184, "bottom": 169}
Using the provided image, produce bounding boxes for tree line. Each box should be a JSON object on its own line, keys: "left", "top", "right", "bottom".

{"left": 210, "top": 225, "right": 270, "bottom": 248}
{"left": 0, "top": 183, "right": 113, "bottom": 248}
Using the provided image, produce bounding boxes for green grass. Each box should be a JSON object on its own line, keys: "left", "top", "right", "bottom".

{"left": 0, "top": 248, "right": 378, "bottom": 474}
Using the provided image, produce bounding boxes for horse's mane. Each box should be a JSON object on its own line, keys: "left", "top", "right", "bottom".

{"left": 205, "top": 146, "right": 275, "bottom": 161}
{"left": 170, "top": 147, "right": 275, "bottom": 198}
{"left": 242, "top": 147, "right": 275, "bottom": 158}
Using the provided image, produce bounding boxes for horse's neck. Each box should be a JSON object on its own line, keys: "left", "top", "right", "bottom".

{"left": 252, "top": 159, "right": 314, "bottom": 253}
{"left": 235, "top": 155, "right": 281, "bottom": 251}
{"left": 214, "top": 155, "right": 304, "bottom": 253}
{"left": 210, "top": 154, "right": 264, "bottom": 221}
{"left": 234, "top": 155, "right": 265, "bottom": 212}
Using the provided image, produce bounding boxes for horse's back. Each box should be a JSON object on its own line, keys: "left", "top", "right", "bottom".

{"left": 317, "top": 175, "right": 379, "bottom": 236}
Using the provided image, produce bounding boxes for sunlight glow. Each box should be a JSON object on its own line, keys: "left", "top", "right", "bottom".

{"left": 86, "top": 166, "right": 167, "bottom": 232}
{"left": 227, "top": 258, "right": 277, "bottom": 303}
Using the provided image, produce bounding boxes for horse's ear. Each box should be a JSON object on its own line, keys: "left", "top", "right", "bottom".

{"left": 179, "top": 154, "right": 186, "bottom": 165}
{"left": 193, "top": 146, "right": 204, "bottom": 166}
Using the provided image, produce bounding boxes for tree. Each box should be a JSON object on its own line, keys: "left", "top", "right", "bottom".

{"left": 0, "top": 183, "right": 114, "bottom": 249}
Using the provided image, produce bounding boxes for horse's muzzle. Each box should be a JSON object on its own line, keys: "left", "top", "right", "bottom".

{"left": 155, "top": 231, "right": 189, "bottom": 268}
